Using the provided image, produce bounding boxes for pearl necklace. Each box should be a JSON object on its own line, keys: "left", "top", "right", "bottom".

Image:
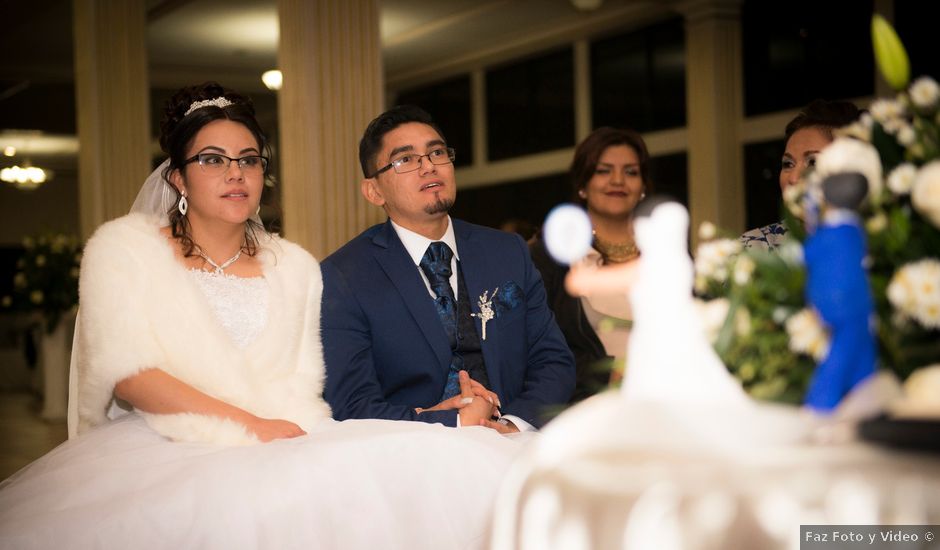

{"left": 198, "top": 249, "right": 242, "bottom": 274}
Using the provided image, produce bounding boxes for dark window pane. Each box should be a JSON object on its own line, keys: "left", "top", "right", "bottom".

{"left": 895, "top": 0, "right": 940, "bottom": 82}
{"left": 742, "top": 0, "right": 875, "bottom": 116}
{"left": 396, "top": 76, "right": 473, "bottom": 167}
{"left": 648, "top": 152, "right": 688, "bottom": 207}
{"left": 451, "top": 173, "right": 571, "bottom": 232}
{"left": 591, "top": 18, "right": 686, "bottom": 132}
{"left": 744, "top": 138, "right": 787, "bottom": 230}
{"left": 0, "top": 82, "right": 76, "bottom": 135}
{"left": 486, "top": 48, "right": 574, "bottom": 161}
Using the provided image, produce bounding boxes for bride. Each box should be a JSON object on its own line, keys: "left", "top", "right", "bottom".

{"left": 0, "top": 82, "right": 524, "bottom": 549}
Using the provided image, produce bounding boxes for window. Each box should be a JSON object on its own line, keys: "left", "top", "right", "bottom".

{"left": 743, "top": 139, "right": 787, "bottom": 230}
{"left": 591, "top": 18, "right": 686, "bottom": 132}
{"left": 395, "top": 76, "right": 474, "bottom": 167}
{"left": 486, "top": 48, "right": 575, "bottom": 161}
{"left": 451, "top": 172, "right": 571, "bottom": 232}
{"left": 648, "top": 152, "right": 689, "bottom": 207}
{"left": 0, "top": 82, "right": 76, "bottom": 134}
{"left": 895, "top": 0, "right": 940, "bottom": 81}
{"left": 742, "top": 0, "right": 875, "bottom": 116}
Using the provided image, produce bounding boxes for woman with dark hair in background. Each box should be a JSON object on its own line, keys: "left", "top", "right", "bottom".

{"left": 741, "top": 99, "right": 861, "bottom": 250}
{"left": 530, "top": 127, "right": 651, "bottom": 402}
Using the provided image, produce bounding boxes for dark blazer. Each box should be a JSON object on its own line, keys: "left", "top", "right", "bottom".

{"left": 528, "top": 231, "right": 611, "bottom": 403}
{"left": 321, "top": 218, "right": 575, "bottom": 428}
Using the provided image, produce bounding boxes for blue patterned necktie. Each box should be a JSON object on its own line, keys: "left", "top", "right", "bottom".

{"left": 419, "top": 242, "right": 457, "bottom": 350}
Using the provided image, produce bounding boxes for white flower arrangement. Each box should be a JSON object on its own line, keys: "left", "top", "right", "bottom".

{"left": 887, "top": 163, "right": 917, "bottom": 195}
{"left": 732, "top": 255, "right": 756, "bottom": 285}
{"left": 909, "top": 77, "right": 940, "bottom": 110}
{"left": 693, "top": 238, "right": 741, "bottom": 291}
{"left": 698, "top": 221, "right": 717, "bottom": 240}
{"left": 813, "top": 137, "right": 884, "bottom": 202}
{"left": 785, "top": 309, "right": 831, "bottom": 362}
{"left": 693, "top": 234, "right": 814, "bottom": 403}
{"left": 691, "top": 16, "right": 940, "bottom": 405}
{"left": 886, "top": 259, "right": 940, "bottom": 330}
{"left": 869, "top": 98, "right": 905, "bottom": 124}
{"left": 866, "top": 212, "right": 888, "bottom": 233}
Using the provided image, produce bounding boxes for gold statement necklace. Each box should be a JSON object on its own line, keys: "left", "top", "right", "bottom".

{"left": 592, "top": 231, "right": 640, "bottom": 264}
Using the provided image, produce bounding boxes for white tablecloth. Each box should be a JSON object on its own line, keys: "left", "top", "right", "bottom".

{"left": 491, "top": 392, "right": 940, "bottom": 550}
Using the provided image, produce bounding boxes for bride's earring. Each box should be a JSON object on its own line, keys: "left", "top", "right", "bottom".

{"left": 578, "top": 190, "right": 587, "bottom": 199}
{"left": 178, "top": 194, "right": 188, "bottom": 216}
{"left": 256, "top": 204, "right": 261, "bottom": 216}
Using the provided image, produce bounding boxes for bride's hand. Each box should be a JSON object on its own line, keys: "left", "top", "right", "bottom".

{"left": 245, "top": 417, "right": 307, "bottom": 442}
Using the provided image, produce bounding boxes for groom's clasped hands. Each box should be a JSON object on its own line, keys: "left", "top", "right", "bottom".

{"left": 415, "top": 371, "right": 519, "bottom": 434}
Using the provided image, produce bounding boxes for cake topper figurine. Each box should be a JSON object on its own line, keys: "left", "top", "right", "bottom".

{"left": 802, "top": 172, "right": 878, "bottom": 411}
{"left": 547, "top": 198, "right": 748, "bottom": 406}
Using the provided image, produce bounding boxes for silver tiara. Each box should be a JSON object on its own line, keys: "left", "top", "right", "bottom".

{"left": 183, "top": 96, "right": 234, "bottom": 116}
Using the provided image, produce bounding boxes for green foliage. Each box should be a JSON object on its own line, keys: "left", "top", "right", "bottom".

{"left": 702, "top": 246, "right": 817, "bottom": 404}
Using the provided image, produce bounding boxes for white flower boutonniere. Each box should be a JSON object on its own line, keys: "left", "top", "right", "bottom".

{"left": 471, "top": 287, "right": 498, "bottom": 340}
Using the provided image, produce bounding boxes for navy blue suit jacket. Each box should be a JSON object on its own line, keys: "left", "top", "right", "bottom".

{"left": 321, "top": 218, "right": 575, "bottom": 428}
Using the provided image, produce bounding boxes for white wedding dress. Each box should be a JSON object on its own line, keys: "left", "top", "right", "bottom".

{"left": 0, "top": 267, "right": 528, "bottom": 550}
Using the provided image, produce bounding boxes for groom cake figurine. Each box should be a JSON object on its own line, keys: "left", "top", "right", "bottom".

{"left": 803, "top": 172, "right": 878, "bottom": 412}
{"left": 321, "top": 105, "right": 575, "bottom": 432}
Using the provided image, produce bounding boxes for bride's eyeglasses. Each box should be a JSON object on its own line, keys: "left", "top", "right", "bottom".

{"left": 184, "top": 153, "right": 269, "bottom": 175}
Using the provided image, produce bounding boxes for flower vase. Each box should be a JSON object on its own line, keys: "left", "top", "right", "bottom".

{"left": 38, "top": 312, "right": 75, "bottom": 421}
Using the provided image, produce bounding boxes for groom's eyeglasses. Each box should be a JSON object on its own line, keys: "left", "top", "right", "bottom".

{"left": 184, "top": 153, "right": 269, "bottom": 175}
{"left": 369, "top": 147, "right": 455, "bottom": 178}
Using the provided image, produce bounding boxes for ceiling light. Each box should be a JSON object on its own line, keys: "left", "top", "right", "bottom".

{"left": 3, "top": 146, "right": 14, "bottom": 157}
{"left": 262, "top": 69, "right": 282, "bottom": 91}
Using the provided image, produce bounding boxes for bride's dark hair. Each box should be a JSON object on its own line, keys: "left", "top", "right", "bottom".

{"left": 159, "top": 81, "right": 269, "bottom": 258}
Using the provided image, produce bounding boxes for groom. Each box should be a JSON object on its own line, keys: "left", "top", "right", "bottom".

{"left": 321, "top": 105, "right": 575, "bottom": 432}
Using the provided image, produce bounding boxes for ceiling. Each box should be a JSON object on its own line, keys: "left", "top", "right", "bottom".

{"left": 0, "top": 0, "right": 672, "bottom": 158}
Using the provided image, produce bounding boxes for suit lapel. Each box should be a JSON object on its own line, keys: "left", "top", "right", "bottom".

{"left": 372, "top": 220, "right": 452, "bottom": 370}
{"left": 454, "top": 220, "right": 503, "bottom": 395}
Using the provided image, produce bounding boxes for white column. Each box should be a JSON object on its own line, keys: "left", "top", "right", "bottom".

{"left": 471, "top": 69, "right": 488, "bottom": 167}
{"left": 72, "top": 0, "right": 151, "bottom": 239}
{"left": 574, "top": 39, "right": 592, "bottom": 143}
{"left": 679, "top": 0, "right": 745, "bottom": 239}
{"left": 277, "top": 0, "right": 385, "bottom": 259}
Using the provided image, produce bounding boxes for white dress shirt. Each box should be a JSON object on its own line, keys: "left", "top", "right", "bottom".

{"left": 391, "top": 217, "right": 459, "bottom": 298}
